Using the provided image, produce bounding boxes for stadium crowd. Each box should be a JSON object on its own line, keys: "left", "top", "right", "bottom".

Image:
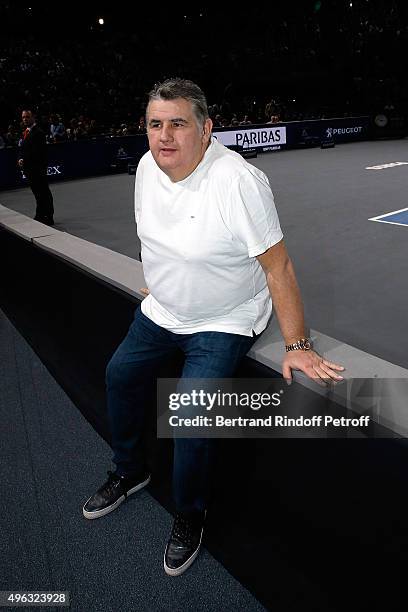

{"left": 0, "top": 2, "right": 406, "bottom": 147}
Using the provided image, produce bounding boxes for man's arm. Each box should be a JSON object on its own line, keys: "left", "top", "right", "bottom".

{"left": 28, "top": 127, "right": 48, "bottom": 168}
{"left": 257, "top": 239, "right": 345, "bottom": 383}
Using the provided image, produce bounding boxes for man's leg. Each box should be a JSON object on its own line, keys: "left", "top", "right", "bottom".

{"left": 174, "top": 330, "right": 258, "bottom": 512}
{"left": 83, "top": 306, "right": 177, "bottom": 518}
{"left": 29, "top": 172, "right": 54, "bottom": 222}
{"left": 106, "top": 307, "right": 177, "bottom": 476}
{"left": 164, "top": 330, "right": 258, "bottom": 575}
{"left": 26, "top": 172, "right": 43, "bottom": 220}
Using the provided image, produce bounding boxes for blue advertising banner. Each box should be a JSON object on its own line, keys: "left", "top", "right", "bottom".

{"left": 0, "top": 135, "right": 149, "bottom": 190}
{"left": 0, "top": 118, "right": 369, "bottom": 191}
{"left": 213, "top": 116, "right": 370, "bottom": 151}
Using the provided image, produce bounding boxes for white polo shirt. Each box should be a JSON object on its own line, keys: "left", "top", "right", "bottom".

{"left": 135, "top": 138, "right": 283, "bottom": 336}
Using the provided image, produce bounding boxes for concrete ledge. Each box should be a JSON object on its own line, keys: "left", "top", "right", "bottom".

{"left": 33, "top": 233, "right": 146, "bottom": 299}
{"left": 0, "top": 204, "right": 146, "bottom": 299}
{"left": 2, "top": 203, "right": 408, "bottom": 436}
{"left": 250, "top": 323, "right": 408, "bottom": 437}
{"left": 0, "top": 204, "right": 58, "bottom": 241}
{"left": 250, "top": 320, "right": 408, "bottom": 378}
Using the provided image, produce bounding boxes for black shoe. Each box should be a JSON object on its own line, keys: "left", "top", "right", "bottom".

{"left": 164, "top": 510, "right": 206, "bottom": 576}
{"left": 82, "top": 470, "right": 151, "bottom": 519}
{"left": 33, "top": 215, "right": 54, "bottom": 226}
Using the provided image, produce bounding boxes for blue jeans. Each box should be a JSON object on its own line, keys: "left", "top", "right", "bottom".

{"left": 106, "top": 306, "right": 259, "bottom": 513}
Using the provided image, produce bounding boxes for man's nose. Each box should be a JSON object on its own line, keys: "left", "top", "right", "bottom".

{"left": 160, "top": 124, "right": 174, "bottom": 142}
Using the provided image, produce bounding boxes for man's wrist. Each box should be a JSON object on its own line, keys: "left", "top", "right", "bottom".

{"left": 285, "top": 338, "right": 312, "bottom": 352}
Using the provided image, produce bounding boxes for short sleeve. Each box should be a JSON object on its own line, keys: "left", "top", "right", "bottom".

{"left": 226, "top": 169, "right": 283, "bottom": 257}
{"left": 134, "top": 158, "right": 144, "bottom": 226}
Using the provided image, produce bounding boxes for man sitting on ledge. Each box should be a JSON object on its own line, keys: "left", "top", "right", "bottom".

{"left": 82, "top": 78, "right": 345, "bottom": 576}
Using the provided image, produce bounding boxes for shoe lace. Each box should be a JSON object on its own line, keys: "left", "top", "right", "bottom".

{"left": 104, "top": 470, "right": 122, "bottom": 495}
{"left": 172, "top": 513, "right": 199, "bottom": 546}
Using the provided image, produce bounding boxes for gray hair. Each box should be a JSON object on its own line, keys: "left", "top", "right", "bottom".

{"left": 147, "top": 78, "right": 209, "bottom": 128}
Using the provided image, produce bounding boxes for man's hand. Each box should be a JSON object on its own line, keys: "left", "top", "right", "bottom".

{"left": 140, "top": 287, "right": 150, "bottom": 296}
{"left": 282, "top": 349, "right": 345, "bottom": 385}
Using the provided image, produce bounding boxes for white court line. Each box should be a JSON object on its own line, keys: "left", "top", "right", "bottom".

{"left": 369, "top": 219, "right": 408, "bottom": 227}
{"left": 366, "top": 161, "right": 408, "bottom": 170}
{"left": 369, "top": 206, "right": 408, "bottom": 224}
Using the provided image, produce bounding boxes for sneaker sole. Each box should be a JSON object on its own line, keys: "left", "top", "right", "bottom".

{"left": 82, "top": 475, "right": 151, "bottom": 520}
{"left": 163, "top": 527, "right": 204, "bottom": 576}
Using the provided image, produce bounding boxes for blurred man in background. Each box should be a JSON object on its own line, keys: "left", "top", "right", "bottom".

{"left": 18, "top": 109, "right": 54, "bottom": 225}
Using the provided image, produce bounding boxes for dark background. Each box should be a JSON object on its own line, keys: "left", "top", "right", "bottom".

{"left": 1, "top": 1, "right": 407, "bottom": 138}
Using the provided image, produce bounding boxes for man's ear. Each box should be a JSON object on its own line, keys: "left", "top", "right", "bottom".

{"left": 203, "top": 118, "right": 213, "bottom": 141}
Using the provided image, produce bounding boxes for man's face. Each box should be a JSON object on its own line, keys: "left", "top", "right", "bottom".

{"left": 22, "top": 111, "right": 34, "bottom": 127}
{"left": 146, "top": 98, "right": 212, "bottom": 182}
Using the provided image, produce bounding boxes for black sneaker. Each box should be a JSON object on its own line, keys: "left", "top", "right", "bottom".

{"left": 34, "top": 215, "right": 54, "bottom": 226}
{"left": 82, "top": 470, "right": 150, "bottom": 519}
{"left": 164, "top": 510, "right": 206, "bottom": 576}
